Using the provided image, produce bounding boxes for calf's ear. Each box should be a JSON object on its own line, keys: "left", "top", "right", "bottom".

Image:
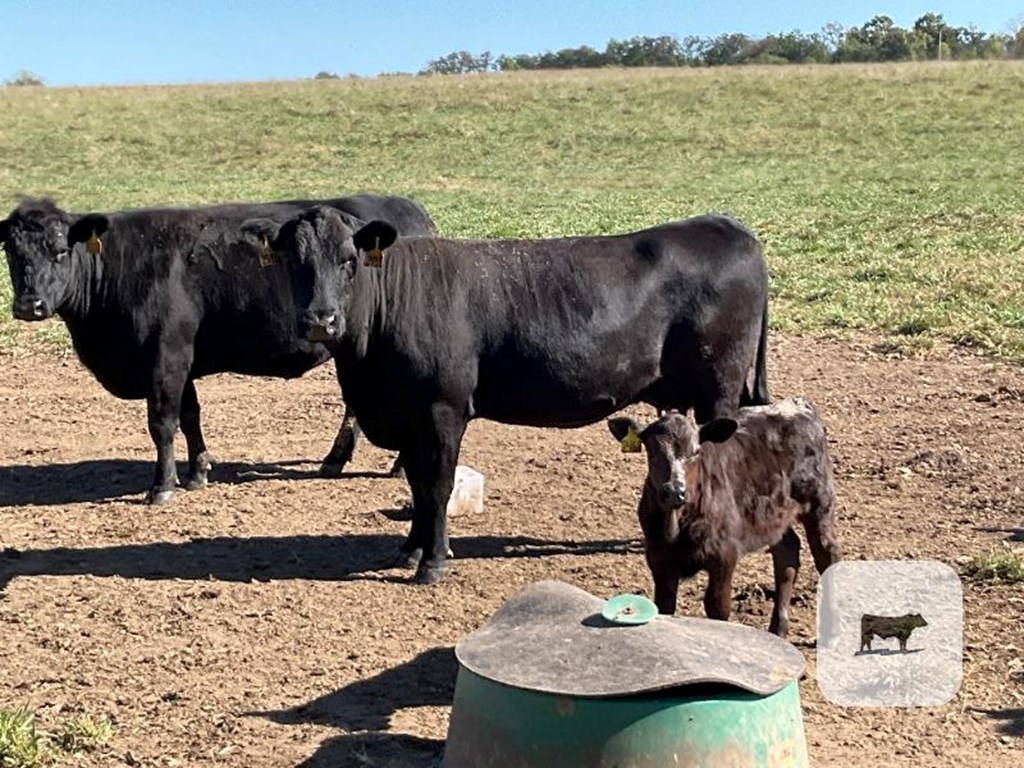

{"left": 352, "top": 221, "right": 398, "bottom": 253}
{"left": 68, "top": 213, "right": 110, "bottom": 244}
{"left": 698, "top": 418, "right": 738, "bottom": 445}
{"left": 607, "top": 417, "right": 642, "bottom": 444}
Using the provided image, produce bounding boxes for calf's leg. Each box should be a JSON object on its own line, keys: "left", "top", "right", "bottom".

{"left": 801, "top": 507, "right": 842, "bottom": 575}
{"left": 802, "top": 502, "right": 842, "bottom": 647}
{"left": 647, "top": 547, "right": 681, "bottom": 615}
{"left": 703, "top": 557, "right": 736, "bottom": 622}
{"left": 768, "top": 528, "right": 801, "bottom": 637}
{"left": 180, "top": 379, "right": 213, "bottom": 491}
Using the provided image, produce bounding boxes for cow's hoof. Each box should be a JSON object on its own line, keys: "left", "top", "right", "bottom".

{"left": 392, "top": 548, "right": 423, "bottom": 569}
{"left": 319, "top": 462, "right": 344, "bottom": 478}
{"left": 147, "top": 489, "right": 175, "bottom": 505}
{"left": 387, "top": 461, "right": 405, "bottom": 479}
{"left": 183, "top": 474, "right": 208, "bottom": 491}
{"left": 412, "top": 562, "right": 447, "bottom": 585}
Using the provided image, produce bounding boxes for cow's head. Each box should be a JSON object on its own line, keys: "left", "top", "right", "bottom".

{"left": 907, "top": 613, "right": 928, "bottom": 629}
{"left": 1, "top": 198, "right": 109, "bottom": 321}
{"left": 241, "top": 207, "right": 397, "bottom": 342}
{"left": 608, "top": 410, "right": 737, "bottom": 510}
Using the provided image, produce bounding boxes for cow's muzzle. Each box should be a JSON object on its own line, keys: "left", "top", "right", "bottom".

{"left": 660, "top": 482, "right": 687, "bottom": 508}
{"left": 303, "top": 311, "right": 340, "bottom": 342}
{"left": 13, "top": 296, "right": 51, "bottom": 321}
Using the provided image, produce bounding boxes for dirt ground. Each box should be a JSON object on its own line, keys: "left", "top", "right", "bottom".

{"left": 0, "top": 333, "right": 1021, "bottom": 767}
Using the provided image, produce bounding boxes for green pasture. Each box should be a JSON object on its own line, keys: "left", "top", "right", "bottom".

{"left": 1, "top": 62, "right": 1022, "bottom": 359}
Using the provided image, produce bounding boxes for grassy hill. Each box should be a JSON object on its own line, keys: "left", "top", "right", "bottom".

{"left": 2, "top": 62, "right": 1022, "bottom": 358}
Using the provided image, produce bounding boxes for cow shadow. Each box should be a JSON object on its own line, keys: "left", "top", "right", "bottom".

{"left": 0, "top": 457, "right": 394, "bottom": 507}
{"left": 256, "top": 646, "right": 454, "bottom": 767}
{"left": 0, "top": 459, "right": 154, "bottom": 506}
{"left": 970, "top": 707, "right": 1024, "bottom": 738}
{"left": 854, "top": 648, "right": 925, "bottom": 656}
{"left": 0, "top": 532, "right": 640, "bottom": 595}
{"left": 294, "top": 732, "right": 444, "bottom": 768}
{"left": 974, "top": 526, "right": 1024, "bottom": 543}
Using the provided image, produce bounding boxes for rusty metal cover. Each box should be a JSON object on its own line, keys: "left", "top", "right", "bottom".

{"left": 455, "top": 580, "right": 806, "bottom": 698}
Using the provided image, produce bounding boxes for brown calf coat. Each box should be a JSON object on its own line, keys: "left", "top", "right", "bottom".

{"left": 609, "top": 398, "right": 841, "bottom": 637}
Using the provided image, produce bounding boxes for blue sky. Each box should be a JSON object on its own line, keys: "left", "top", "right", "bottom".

{"left": 3, "top": 1, "right": 1021, "bottom": 86}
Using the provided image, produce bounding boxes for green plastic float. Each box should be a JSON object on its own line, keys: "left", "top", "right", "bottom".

{"left": 444, "top": 581, "right": 808, "bottom": 768}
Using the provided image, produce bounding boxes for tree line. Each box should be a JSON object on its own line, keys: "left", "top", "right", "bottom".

{"left": 422, "top": 13, "right": 1024, "bottom": 74}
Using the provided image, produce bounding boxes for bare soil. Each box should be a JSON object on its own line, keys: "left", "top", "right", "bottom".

{"left": 1, "top": 334, "right": 1021, "bottom": 767}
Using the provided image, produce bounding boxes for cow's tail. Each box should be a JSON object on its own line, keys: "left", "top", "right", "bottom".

{"left": 740, "top": 292, "right": 770, "bottom": 406}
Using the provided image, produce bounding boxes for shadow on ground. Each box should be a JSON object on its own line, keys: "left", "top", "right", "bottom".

{"left": 974, "top": 526, "right": 1024, "bottom": 543}
{"left": 0, "top": 532, "right": 640, "bottom": 594}
{"left": 0, "top": 457, "right": 358, "bottom": 507}
{"left": 971, "top": 707, "right": 1024, "bottom": 738}
{"left": 258, "top": 647, "right": 455, "bottom": 767}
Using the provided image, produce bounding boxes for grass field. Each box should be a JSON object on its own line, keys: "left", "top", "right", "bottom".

{"left": 1, "top": 61, "right": 1023, "bottom": 359}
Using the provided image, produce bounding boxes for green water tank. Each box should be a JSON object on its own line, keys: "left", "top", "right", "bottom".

{"left": 444, "top": 581, "right": 808, "bottom": 768}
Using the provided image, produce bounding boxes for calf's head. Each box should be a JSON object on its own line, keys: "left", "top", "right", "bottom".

{"left": 241, "top": 207, "right": 397, "bottom": 343}
{"left": 608, "top": 411, "right": 738, "bottom": 510}
{"left": 1, "top": 199, "right": 108, "bottom": 321}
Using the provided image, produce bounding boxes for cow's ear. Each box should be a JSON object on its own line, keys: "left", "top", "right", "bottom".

{"left": 68, "top": 213, "right": 110, "bottom": 245}
{"left": 0, "top": 218, "right": 9, "bottom": 243}
{"left": 352, "top": 221, "right": 398, "bottom": 253}
{"left": 240, "top": 218, "right": 283, "bottom": 244}
{"left": 698, "top": 418, "right": 738, "bottom": 445}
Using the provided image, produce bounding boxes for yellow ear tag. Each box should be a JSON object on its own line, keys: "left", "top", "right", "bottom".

{"left": 86, "top": 231, "right": 103, "bottom": 256}
{"left": 364, "top": 235, "right": 385, "bottom": 268}
{"left": 620, "top": 425, "right": 642, "bottom": 453}
{"left": 258, "top": 235, "right": 275, "bottom": 267}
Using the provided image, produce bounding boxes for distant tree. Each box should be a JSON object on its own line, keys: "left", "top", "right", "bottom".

{"left": 5, "top": 70, "right": 44, "bottom": 86}
{"left": 820, "top": 22, "right": 846, "bottom": 55}
{"left": 748, "top": 31, "right": 829, "bottom": 64}
{"left": 420, "top": 51, "right": 496, "bottom": 75}
{"left": 313, "top": 71, "right": 340, "bottom": 80}
{"left": 1012, "top": 20, "right": 1024, "bottom": 58}
{"left": 702, "top": 33, "right": 753, "bottom": 66}
{"left": 607, "top": 35, "right": 684, "bottom": 67}
{"left": 835, "top": 15, "right": 911, "bottom": 62}
{"left": 422, "top": 12, "right": 1018, "bottom": 73}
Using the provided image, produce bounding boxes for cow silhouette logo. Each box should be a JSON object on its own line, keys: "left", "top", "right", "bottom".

{"left": 858, "top": 612, "right": 928, "bottom": 653}
{"left": 817, "top": 561, "right": 962, "bottom": 707}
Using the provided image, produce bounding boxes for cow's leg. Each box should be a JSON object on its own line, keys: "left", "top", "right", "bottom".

{"left": 691, "top": 355, "right": 751, "bottom": 424}
{"left": 320, "top": 407, "right": 360, "bottom": 477}
{"left": 768, "top": 528, "right": 801, "bottom": 637}
{"left": 146, "top": 348, "right": 191, "bottom": 505}
{"left": 180, "top": 379, "right": 213, "bottom": 491}
{"left": 647, "top": 547, "right": 681, "bottom": 615}
{"left": 703, "top": 557, "right": 736, "bottom": 622}
{"left": 400, "top": 403, "right": 465, "bottom": 585}
{"left": 386, "top": 453, "right": 405, "bottom": 479}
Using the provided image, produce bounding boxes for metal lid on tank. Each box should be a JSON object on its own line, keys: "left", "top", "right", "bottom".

{"left": 455, "top": 580, "right": 807, "bottom": 698}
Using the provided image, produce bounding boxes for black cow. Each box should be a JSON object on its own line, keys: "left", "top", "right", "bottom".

{"left": 860, "top": 613, "right": 927, "bottom": 652}
{"left": 248, "top": 207, "right": 770, "bottom": 583}
{"left": 0, "top": 195, "right": 436, "bottom": 503}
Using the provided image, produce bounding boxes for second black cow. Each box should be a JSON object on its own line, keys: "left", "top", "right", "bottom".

{"left": 1, "top": 195, "right": 435, "bottom": 503}
{"left": 248, "top": 207, "right": 770, "bottom": 583}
